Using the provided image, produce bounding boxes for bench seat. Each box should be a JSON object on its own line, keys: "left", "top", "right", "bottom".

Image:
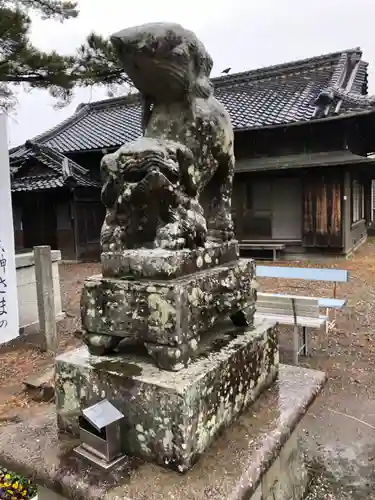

{"left": 258, "top": 292, "right": 347, "bottom": 310}
{"left": 256, "top": 265, "right": 348, "bottom": 282}
{"left": 318, "top": 298, "right": 346, "bottom": 309}
{"left": 256, "top": 293, "right": 328, "bottom": 364}
{"left": 257, "top": 292, "right": 346, "bottom": 336}
{"left": 240, "top": 243, "right": 286, "bottom": 249}
{"left": 255, "top": 265, "right": 349, "bottom": 350}
{"left": 240, "top": 243, "right": 285, "bottom": 261}
{"left": 255, "top": 312, "right": 327, "bottom": 329}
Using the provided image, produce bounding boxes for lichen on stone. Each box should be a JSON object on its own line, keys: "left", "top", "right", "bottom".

{"left": 99, "top": 22, "right": 236, "bottom": 254}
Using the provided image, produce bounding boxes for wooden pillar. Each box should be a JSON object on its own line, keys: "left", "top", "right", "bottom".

{"left": 34, "top": 245, "right": 57, "bottom": 352}
{"left": 70, "top": 191, "right": 79, "bottom": 261}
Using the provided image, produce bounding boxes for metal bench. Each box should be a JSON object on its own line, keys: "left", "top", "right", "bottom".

{"left": 256, "top": 293, "right": 327, "bottom": 365}
{"left": 256, "top": 265, "right": 349, "bottom": 331}
{"left": 239, "top": 243, "right": 285, "bottom": 261}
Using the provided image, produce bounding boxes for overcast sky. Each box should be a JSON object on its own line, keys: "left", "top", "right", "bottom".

{"left": 6, "top": 0, "right": 375, "bottom": 147}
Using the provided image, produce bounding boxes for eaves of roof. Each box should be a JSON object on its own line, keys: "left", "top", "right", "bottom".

{"left": 11, "top": 174, "right": 64, "bottom": 192}
{"left": 234, "top": 104, "right": 375, "bottom": 134}
{"left": 9, "top": 47, "right": 372, "bottom": 159}
{"left": 235, "top": 149, "right": 375, "bottom": 173}
{"left": 11, "top": 141, "right": 101, "bottom": 191}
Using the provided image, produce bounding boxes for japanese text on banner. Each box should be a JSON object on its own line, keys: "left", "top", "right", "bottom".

{"left": 0, "top": 240, "right": 7, "bottom": 329}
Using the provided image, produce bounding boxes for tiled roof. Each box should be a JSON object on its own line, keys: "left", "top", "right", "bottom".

{"left": 10, "top": 47, "right": 372, "bottom": 159}
{"left": 11, "top": 141, "right": 100, "bottom": 192}
{"left": 12, "top": 174, "right": 64, "bottom": 192}
{"left": 340, "top": 60, "right": 369, "bottom": 111}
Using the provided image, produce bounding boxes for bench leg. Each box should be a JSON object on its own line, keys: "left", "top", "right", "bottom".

{"left": 301, "top": 326, "right": 308, "bottom": 356}
{"left": 292, "top": 325, "right": 299, "bottom": 365}
{"left": 330, "top": 309, "right": 337, "bottom": 331}
{"left": 326, "top": 308, "right": 337, "bottom": 332}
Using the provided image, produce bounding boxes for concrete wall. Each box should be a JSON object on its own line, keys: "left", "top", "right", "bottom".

{"left": 250, "top": 423, "right": 308, "bottom": 500}
{"left": 16, "top": 250, "right": 63, "bottom": 335}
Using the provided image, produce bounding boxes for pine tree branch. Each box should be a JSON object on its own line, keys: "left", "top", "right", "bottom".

{"left": 0, "top": 1, "right": 130, "bottom": 109}
{"left": 4, "top": 0, "right": 78, "bottom": 20}
{"left": 2, "top": 67, "right": 125, "bottom": 84}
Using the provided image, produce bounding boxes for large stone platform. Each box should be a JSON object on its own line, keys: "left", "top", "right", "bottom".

{"left": 81, "top": 257, "right": 257, "bottom": 370}
{"left": 55, "top": 318, "right": 278, "bottom": 472}
{"left": 0, "top": 365, "right": 327, "bottom": 500}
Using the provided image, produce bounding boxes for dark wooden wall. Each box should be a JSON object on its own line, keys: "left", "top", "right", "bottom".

{"left": 57, "top": 112, "right": 375, "bottom": 256}
{"left": 74, "top": 188, "right": 105, "bottom": 260}
{"left": 12, "top": 186, "right": 104, "bottom": 261}
{"left": 231, "top": 114, "right": 375, "bottom": 254}
{"left": 301, "top": 169, "right": 343, "bottom": 248}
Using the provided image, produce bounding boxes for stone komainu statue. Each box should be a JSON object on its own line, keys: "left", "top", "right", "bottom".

{"left": 100, "top": 22, "right": 235, "bottom": 252}
{"left": 81, "top": 23, "right": 256, "bottom": 366}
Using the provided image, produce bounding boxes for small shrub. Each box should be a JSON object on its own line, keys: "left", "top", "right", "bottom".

{"left": 0, "top": 468, "right": 36, "bottom": 499}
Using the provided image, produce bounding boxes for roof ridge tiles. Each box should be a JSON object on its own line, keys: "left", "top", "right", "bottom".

{"left": 37, "top": 143, "right": 89, "bottom": 176}
{"left": 9, "top": 47, "right": 369, "bottom": 158}
{"left": 213, "top": 47, "right": 363, "bottom": 87}
{"left": 79, "top": 91, "right": 142, "bottom": 111}
{"left": 81, "top": 49, "right": 364, "bottom": 103}
{"left": 15, "top": 172, "right": 60, "bottom": 180}
{"left": 9, "top": 104, "right": 93, "bottom": 155}
{"left": 17, "top": 141, "right": 99, "bottom": 186}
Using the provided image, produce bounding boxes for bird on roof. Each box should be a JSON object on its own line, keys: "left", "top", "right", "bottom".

{"left": 221, "top": 67, "right": 231, "bottom": 74}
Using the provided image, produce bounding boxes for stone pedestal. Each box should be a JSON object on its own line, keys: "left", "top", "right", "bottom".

{"left": 55, "top": 318, "right": 278, "bottom": 472}
{"left": 0, "top": 365, "right": 327, "bottom": 500}
{"left": 81, "top": 248, "right": 257, "bottom": 371}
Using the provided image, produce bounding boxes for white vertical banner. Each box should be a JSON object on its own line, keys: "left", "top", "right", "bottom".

{"left": 0, "top": 113, "right": 19, "bottom": 342}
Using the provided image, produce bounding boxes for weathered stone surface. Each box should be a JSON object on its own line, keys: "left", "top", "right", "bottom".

{"left": 81, "top": 258, "right": 257, "bottom": 369}
{"left": 0, "top": 365, "right": 326, "bottom": 500}
{"left": 101, "top": 240, "right": 239, "bottom": 279}
{"left": 79, "top": 23, "right": 250, "bottom": 372}
{"left": 19, "top": 422, "right": 311, "bottom": 500}
{"left": 100, "top": 137, "right": 209, "bottom": 252}
{"left": 55, "top": 318, "right": 278, "bottom": 472}
{"left": 100, "top": 22, "right": 235, "bottom": 254}
{"left": 278, "top": 422, "right": 309, "bottom": 500}
{"left": 38, "top": 486, "right": 67, "bottom": 500}
{"left": 259, "top": 422, "right": 308, "bottom": 499}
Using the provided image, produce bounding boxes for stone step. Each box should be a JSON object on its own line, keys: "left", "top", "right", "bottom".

{"left": 23, "top": 367, "right": 55, "bottom": 402}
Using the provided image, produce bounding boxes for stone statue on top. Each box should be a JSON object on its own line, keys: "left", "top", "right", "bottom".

{"left": 100, "top": 22, "right": 235, "bottom": 253}
{"left": 81, "top": 23, "right": 257, "bottom": 370}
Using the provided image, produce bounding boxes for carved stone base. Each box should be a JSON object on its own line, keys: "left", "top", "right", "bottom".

{"left": 81, "top": 258, "right": 257, "bottom": 370}
{"left": 55, "top": 318, "right": 279, "bottom": 473}
{"left": 101, "top": 240, "right": 239, "bottom": 279}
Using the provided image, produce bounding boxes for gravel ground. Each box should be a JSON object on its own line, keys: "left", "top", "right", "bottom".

{"left": 257, "top": 240, "right": 375, "bottom": 499}
{"left": 1, "top": 243, "right": 375, "bottom": 497}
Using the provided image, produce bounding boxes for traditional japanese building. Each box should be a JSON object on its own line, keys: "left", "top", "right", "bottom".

{"left": 9, "top": 47, "right": 375, "bottom": 260}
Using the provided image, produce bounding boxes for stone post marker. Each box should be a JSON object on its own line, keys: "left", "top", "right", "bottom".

{"left": 34, "top": 245, "right": 57, "bottom": 352}
{"left": 0, "top": 113, "right": 19, "bottom": 344}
